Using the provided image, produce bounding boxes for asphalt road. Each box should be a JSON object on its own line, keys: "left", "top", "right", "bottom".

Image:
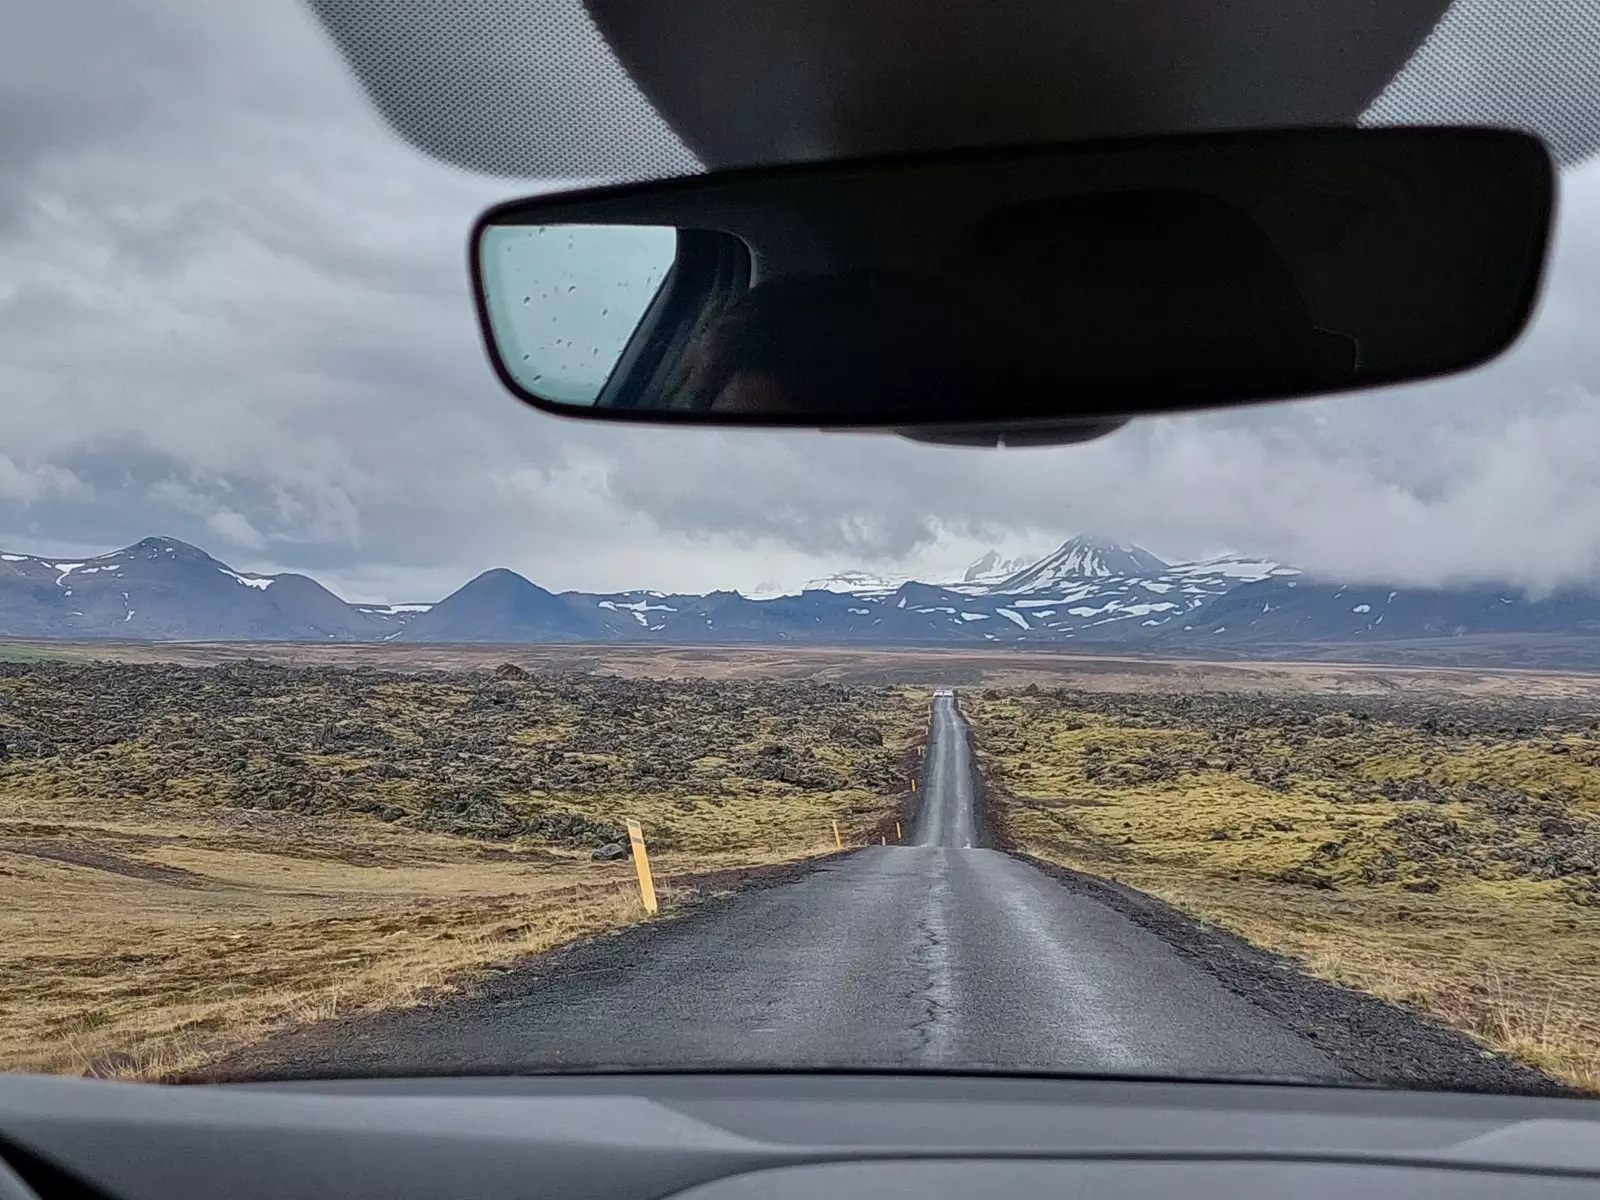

{"left": 229, "top": 690, "right": 1352, "bottom": 1081}
{"left": 912, "top": 689, "right": 979, "bottom": 849}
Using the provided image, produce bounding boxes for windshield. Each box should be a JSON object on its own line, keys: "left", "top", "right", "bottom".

{"left": 1, "top": 1, "right": 1598, "bottom": 1098}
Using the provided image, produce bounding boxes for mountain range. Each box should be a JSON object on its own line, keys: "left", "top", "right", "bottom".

{"left": 5, "top": 535, "right": 1600, "bottom": 666}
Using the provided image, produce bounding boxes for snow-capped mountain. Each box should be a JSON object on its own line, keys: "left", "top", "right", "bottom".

{"left": 803, "top": 551, "right": 1043, "bottom": 598}
{"left": 1159, "top": 576, "right": 1600, "bottom": 643}
{"left": 0, "top": 537, "right": 380, "bottom": 641}
{"left": 794, "top": 570, "right": 910, "bottom": 597}
{"left": 882, "top": 537, "right": 1293, "bottom": 641}
{"left": 8, "top": 534, "right": 1600, "bottom": 664}
{"left": 986, "top": 536, "right": 1169, "bottom": 591}
{"left": 952, "top": 549, "right": 1037, "bottom": 590}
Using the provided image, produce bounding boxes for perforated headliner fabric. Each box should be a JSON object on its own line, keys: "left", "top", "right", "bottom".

{"left": 308, "top": 0, "right": 702, "bottom": 179}
{"left": 1363, "top": 0, "right": 1600, "bottom": 164}
{"left": 307, "top": 0, "right": 1600, "bottom": 181}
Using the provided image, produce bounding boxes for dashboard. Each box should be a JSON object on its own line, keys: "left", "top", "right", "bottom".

{"left": 1, "top": 1071, "right": 1598, "bottom": 1199}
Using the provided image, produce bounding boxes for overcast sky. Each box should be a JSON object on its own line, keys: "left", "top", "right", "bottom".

{"left": 6, "top": 1, "right": 1600, "bottom": 602}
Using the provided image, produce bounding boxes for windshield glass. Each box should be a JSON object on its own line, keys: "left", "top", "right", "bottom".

{"left": 2, "top": 1, "right": 1598, "bottom": 1097}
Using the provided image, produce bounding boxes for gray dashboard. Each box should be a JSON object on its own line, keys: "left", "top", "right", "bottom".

{"left": 1, "top": 1072, "right": 1597, "bottom": 1199}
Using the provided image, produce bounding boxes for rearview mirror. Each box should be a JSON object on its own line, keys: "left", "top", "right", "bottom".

{"left": 470, "top": 128, "right": 1552, "bottom": 437}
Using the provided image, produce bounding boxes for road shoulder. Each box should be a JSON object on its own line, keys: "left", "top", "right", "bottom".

{"left": 1008, "top": 850, "right": 1570, "bottom": 1096}
{"left": 183, "top": 850, "right": 865, "bottom": 1082}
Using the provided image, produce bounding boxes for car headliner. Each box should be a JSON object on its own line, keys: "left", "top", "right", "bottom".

{"left": 307, "top": 0, "right": 1600, "bottom": 181}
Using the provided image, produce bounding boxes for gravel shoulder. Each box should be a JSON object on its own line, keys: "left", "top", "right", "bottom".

{"left": 189, "top": 849, "right": 864, "bottom": 1082}
{"left": 972, "top": 773, "right": 1571, "bottom": 1094}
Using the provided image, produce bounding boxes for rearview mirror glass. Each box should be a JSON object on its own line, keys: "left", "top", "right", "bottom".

{"left": 470, "top": 128, "right": 1552, "bottom": 432}
{"left": 480, "top": 223, "right": 678, "bottom": 405}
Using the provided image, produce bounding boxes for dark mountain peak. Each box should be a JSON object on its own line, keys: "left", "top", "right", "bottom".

{"left": 394, "top": 567, "right": 581, "bottom": 642}
{"left": 111, "top": 536, "right": 221, "bottom": 565}
{"left": 0, "top": 534, "right": 382, "bottom": 641}
{"left": 459, "top": 567, "right": 551, "bottom": 596}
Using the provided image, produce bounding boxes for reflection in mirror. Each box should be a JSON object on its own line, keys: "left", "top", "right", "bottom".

{"left": 675, "top": 273, "right": 959, "bottom": 417}
{"left": 479, "top": 224, "right": 676, "bottom": 405}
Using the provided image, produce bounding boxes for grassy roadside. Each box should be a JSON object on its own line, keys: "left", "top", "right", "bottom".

{"left": 964, "top": 687, "right": 1600, "bottom": 1092}
{"left": 1, "top": 664, "right": 927, "bottom": 1078}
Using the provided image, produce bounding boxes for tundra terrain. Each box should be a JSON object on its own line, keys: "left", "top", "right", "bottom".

{"left": 0, "top": 661, "right": 925, "bottom": 1077}
{"left": 966, "top": 686, "right": 1600, "bottom": 1090}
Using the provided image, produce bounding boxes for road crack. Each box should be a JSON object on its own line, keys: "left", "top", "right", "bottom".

{"left": 907, "top": 868, "right": 956, "bottom": 1063}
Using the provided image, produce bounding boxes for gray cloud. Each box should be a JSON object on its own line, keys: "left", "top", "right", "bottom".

{"left": 5, "top": 0, "right": 1600, "bottom": 603}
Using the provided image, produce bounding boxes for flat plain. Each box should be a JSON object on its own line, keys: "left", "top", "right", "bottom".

{"left": 7, "top": 639, "right": 1600, "bottom": 1089}
{"left": 10, "top": 636, "right": 1600, "bottom": 696}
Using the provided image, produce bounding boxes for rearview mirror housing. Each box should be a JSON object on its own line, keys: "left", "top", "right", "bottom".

{"left": 470, "top": 128, "right": 1553, "bottom": 438}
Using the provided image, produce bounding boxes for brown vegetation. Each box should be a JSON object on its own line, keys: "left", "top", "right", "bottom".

{"left": 0, "top": 662, "right": 925, "bottom": 1077}
{"left": 12, "top": 636, "right": 1600, "bottom": 695}
{"left": 966, "top": 685, "right": 1600, "bottom": 1091}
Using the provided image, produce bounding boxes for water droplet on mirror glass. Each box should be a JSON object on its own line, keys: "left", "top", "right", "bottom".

{"left": 522, "top": 296, "right": 530, "bottom": 305}
{"left": 601, "top": 308, "right": 609, "bottom": 316}
{"left": 566, "top": 285, "right": 576, "bottom": 293}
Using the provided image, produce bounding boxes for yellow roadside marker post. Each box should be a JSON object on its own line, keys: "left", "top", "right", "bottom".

{"left": 625, "top": 819, "right": 657, "bottom": 915}
{"left": 880, "top": 835, "right": 886, "bottom": 845}
{"left": 911, "top": 778, "right": 917, "bottom": 792}
{"left": 896, "top": 821, "right": 902, "bottom": 839}
{"left": 832, "top": 820, "right": 842, "bottom": 849}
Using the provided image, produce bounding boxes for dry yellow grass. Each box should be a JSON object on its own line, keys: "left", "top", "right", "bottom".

{"left": 966, "top": 689, "right": 1600, "bottom": 1092}
{"left": 1, "top": 666, "right": 928, "bottom": 1079}
{"left": 0, "top": 805, "right": 856, "bottom": 1079}
{"left": 1, "top": 818, "right": 881, "bottom": 1080}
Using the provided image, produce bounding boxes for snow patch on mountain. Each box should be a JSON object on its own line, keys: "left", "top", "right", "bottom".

{"left": 798, "top": 570, "right": 909, "bottom": 596}
{"left": 220, "top": 569, "right": 274, "bottom": 590}
{"left": 1168, "top": 554, "right": 1302, "bottom": 582}
{"left": 957, "top": 549, "right": 1037, "bottom": 586}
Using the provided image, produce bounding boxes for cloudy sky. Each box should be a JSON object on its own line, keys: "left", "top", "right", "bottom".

{"left": 6, "top": 1, "right": 1600, "bottom": 603}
